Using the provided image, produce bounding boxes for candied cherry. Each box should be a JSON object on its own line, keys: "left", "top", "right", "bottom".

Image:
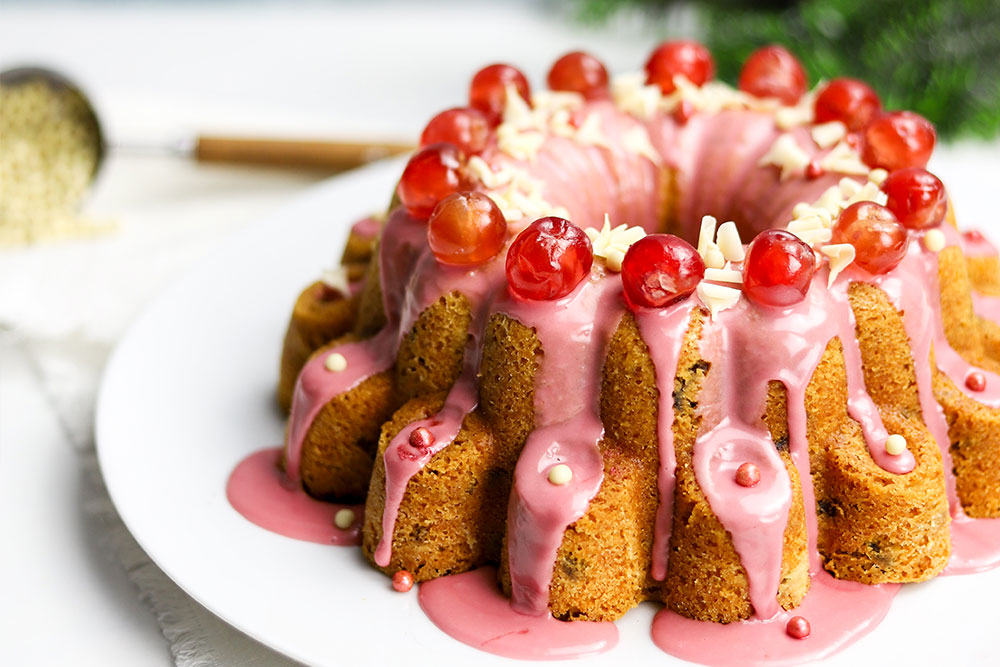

{"left": 814, "top": 78, "right": 881, "bottom": 132}
{"left": 547, "top": 51, "right": 609, "bottom": 100}
{"left": 427, "top": 192, "right": 508, "bottom": 266}
{"left": 738, "top": 45, "right": 807, "bottom": 105}
{"left": 420, "top": 107, "right": 491, "bottom": 156}
{"left": 832, "top": 201, "right": 909, "bottom": 275}
{"left": 621, "top": 234, "right": 705, "bottom": 308}
{"left": 644, "top": 40, "right": 715, "bottom": 94}
{"left": 862, "top": 111, "right": 936, "bottom": 171}
{"left": 469, "top": 64, "right": 531, "bottom": 125}
{"left": 397, "top": 143, "right": 470, "bottom": 219}
{"left": 505, "top": 217, "right": 593, "bottom": 301}
{"left": 882, "top": 167, "right": 947, "bottom": 230}
{"left": 743, "top": 230, "right": 816, "bottom": 307}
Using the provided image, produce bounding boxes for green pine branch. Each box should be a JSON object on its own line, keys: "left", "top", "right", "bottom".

{"left": 576, "top": 0, "right": 1000, "bottom": 139}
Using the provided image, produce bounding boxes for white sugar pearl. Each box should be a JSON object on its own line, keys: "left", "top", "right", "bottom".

{"left": 334, "top": 508, "right": 355, "bottom": 530}
{"left": 885, "top": 434, "right": 908, "bottom": 456}
{"left": 324, "top": 352, "right": 348, "bottom": 372}
{"left": 924, "top": 228, "right": 946, "bottom": 253}
{"left": 547, "top": 464, "right": 573, "bottom": 486}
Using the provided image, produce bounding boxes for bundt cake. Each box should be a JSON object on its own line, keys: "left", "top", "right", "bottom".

{"left": 238, "top": 42, "right": 1000, "bottom": 663}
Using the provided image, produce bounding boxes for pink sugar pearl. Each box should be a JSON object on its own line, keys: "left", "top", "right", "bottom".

{"left": 735, "top": 462, "right": 761, "bottom": 488}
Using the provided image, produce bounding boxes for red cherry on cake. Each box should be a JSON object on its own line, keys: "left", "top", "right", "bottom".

{"left": 547, "top": 51, "right": 609, "bottom": 100}
{"left": 621, "top": 234, "right": 705, "bottom": 309}
{"left": 738, "top": 45, "right": 807, "bottom": 105}
{"left": 505, "top": 217, "right": 593, "bottom": 301}
{"left": 814, "top": 78, "right": 882, "bottom": 132}
{"left": 644, "top": 40, "right": 715, "bottom": 95}
{"left": 469, "top": 63, "right": 531, "bottom": 125}
{"left": 420, "top": 107, "right": 491, "bottom": 156}
{"left": 427, "top": 191, "right": 508, "bottom": 266}
{"left": 743, "top": 230, "right": 816, "bottom": 307}
{"left": 832, "top": 201, "right": 909, "bottom": 275}
{"left": 397, "top": 143, "right": 471, "bottom": 219}
{"left": 882, "top": 167, "right": 947, "bottom": 230}
{"left": 862, "top": 111, "right": 936, "bottom": 171}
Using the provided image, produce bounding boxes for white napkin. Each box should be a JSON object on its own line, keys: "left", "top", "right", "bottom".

{"left": 1, "top": 155, "right": 320, "bottom": 667}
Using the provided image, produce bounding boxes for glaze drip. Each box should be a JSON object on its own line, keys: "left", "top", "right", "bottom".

{"left": 501, "top": 273, "right": 624, "bottom": 615}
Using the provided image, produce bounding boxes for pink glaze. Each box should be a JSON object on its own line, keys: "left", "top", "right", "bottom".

{"left": 651, "top": 569, "right": 897, "bottom": 667}
{"left": 226, "top": 447, "right": 361, "bottom": 545}
{"left": 419, "top": 567, "right": 618, "bottom": 660}
{"left": 868, "top": 229, "right": 1000, "bottom": 573}
{"left": 501, "top": 273, "right": 624, "bottom": 615}
{"left": 350, "top": 215, "right": 382, "bottom": 240}
{"left": 373, "top": 249, "right": 507, "bottom": 566}
{"left": 973, "top": 291, "right": 1000, "bottom": 325}
{"left": 959, "top": 228, "right": 998, "bottom": 258}
{"left": 634, "top": 300, "right": 696, "bottom": 581}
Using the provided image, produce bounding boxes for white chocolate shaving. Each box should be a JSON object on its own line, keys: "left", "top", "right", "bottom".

{"left": 698, "top": 215, "right": 718, "bottom": 257}
{"left": 496, "top": 124, "right": 545, "bottom": 161}
{"left": 868, "top": 168, "right": 889, "bottom": 186}
{"left": 586, "top": 214, "right": 646, "bottom": 272}
{"left": 531, "top": 90, "right": 584, "bottom": 114}
{"left": 622, "top": 126, "right": 662, "bottom": 164}
{"left": 821, "top": 244, "right": 856, "bottom": 287}
{"left": 574, "top": 113, "right": 613, "bottom": 150}
{"left": 697, "top": 282, "right": 742, "bottom": 319}
{"left": 811, "top": 121, "right": 847, "bottom": 149}
{"left": 716, "top": 221, "right": 746, "bottom": 263}
{"left": 704, "top": 267, "right": 743, "bottom": 284}
{"left": 791, "top": 227, "right": 833, "bottom": 246}
{"left": 820, "top": 141, "right": 869, "bottom": 176}
{"left": 758, "top": 134, "right": 811, "bottom": 181}
{"left": 467, "top": 156, "right": 513, "bottom": 189}
{"left": 320, "top": 266, "right": 350, "bottom": 296}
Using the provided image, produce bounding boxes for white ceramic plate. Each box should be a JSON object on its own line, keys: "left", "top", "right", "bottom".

{"left": 97, "top": 158, "right": 999, "bottom": 667}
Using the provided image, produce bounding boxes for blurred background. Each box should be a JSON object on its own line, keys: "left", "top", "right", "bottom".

{"left": 1, "top": 1, "right": 998, "bottom": 665}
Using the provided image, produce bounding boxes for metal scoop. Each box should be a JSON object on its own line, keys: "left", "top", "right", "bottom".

{"left": 0, "top": 65, "right": 414, "bottom": 180}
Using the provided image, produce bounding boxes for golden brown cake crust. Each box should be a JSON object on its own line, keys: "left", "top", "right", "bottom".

{"left": 362, "top": 394, "right": 516, "bottom": 581}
